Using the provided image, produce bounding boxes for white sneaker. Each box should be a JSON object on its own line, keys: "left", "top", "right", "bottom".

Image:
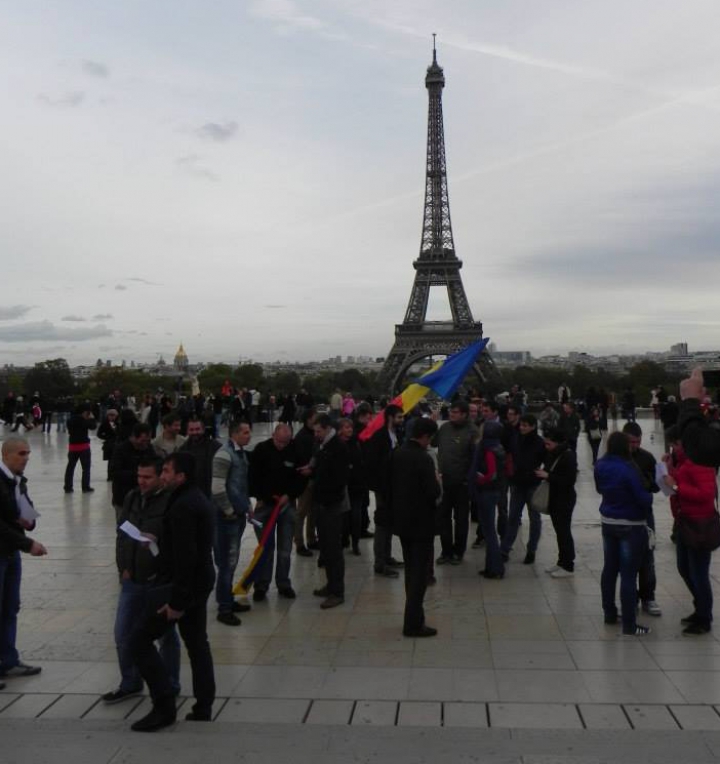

{"left": 642, "top": 599, "right": 662, "bottom": 616}
{"left": 545, "top": 565, "right": 560, "bottom": 574}
{"left": 550, "top": 568, "right": 574, "bottom": 579}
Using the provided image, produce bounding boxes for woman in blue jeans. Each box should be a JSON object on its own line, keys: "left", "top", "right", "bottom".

{"left": 594, "top": 432, "right": 653, "bottom": 635}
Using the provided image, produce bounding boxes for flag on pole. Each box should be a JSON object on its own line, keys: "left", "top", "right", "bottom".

{"left": 232, "top": 498, "right": 283, "bottom": 596}
{"left": 359, "top": 338, "right": 489, "bottom": 441}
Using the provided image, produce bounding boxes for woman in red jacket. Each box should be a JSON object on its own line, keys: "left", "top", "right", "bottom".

{"left": 663, "top": 449, "right": 717, "bottom": 634}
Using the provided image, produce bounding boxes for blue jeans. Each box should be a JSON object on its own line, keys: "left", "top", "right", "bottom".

{"left": 0, "top": 552, "right": 21, "bottom": 672}
{"left": 477, "top": 489, "right": 504, "bottom": 576}
{"left": 601, "top": 524, "right": 647, "bottom": 631}
{"left": 676, "top": 536, "right": 713, "bottom": 625}
{"left": 501, "top": 485, "right": 542, "bottom": 555}
{"left": 114, "top": 579, "right": 180, "bottom": 693}
{"left": 214, "top": 514, "right": 246, "bottom": 613}
{"left": 252, "top": 502, "right": 296, "bottom": 592}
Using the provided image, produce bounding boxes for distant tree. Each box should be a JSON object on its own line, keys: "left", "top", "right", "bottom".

{"left": 266, "top": 371, "right": 301, "bottom": 395}
{"left": 23, "top": 359, "right": 75, "bottom": 401}
{"left": 335, "top": 368, "right": 368, "bottom": 395}
{"left": 235, "top": 363, "right": 265, "bottom": 391}
{"left": 197, "top": 363, "right": 234, "bottom": 393}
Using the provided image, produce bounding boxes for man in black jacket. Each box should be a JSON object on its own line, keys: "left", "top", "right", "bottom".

{"left": 179, "top": 417, "right": 220, "bottom": 498}
{"left": 364, "top": 404, "right": 405, "bottom": 578}
{"left": 63, "top": 404, "right": 97, "bottom": 493}
{"left": 111, "top": 423, "right": 155, "bottom": 521}
{"left": 129, "top": 452, "right": 216, "bottom": 732}
{"left": 292, "top": 407, "right": 317, "bottom": 556}
{"left": 311, "top": 414, "right": 350, "bottom": 609}
{"left": 101, "top": 458, "right": 180, "bottom": 705}
{"left": 678, "top": 368, "right": 720, "bottom": 467}
{"left": 390, "top": 418, "right": 441, "bottom": 637}
{"left": 248, "top": 424, "right": 303, "bottom": 600}
{"left": 0, "top": 438, "right": 46, "bottom": 684}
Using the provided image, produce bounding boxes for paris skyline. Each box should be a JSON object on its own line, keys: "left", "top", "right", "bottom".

{"left": 2, "top": 1, "right": 720, "bottom": 365}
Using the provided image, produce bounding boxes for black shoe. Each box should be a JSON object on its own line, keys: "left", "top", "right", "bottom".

{"left": 185, "top": 711, "right": 211, "bottom": 721}
{"left": 82, "top": 487, "right": 95, "bottom": 493}
{"left": 217, "top": 612, "right": 241, "bottom": 626}
{"left": 681, "top": 612, "right": 701, "bottom": 625}
{"left": 252, "top": 589, "right": 267, "bottom": 602}
{"left": 480, "top": 570, "right": 504, "bottom": 580}
{"left": 449, "top": 555, "right": 462, "bottom": 566}
{"left": 102, "top": 687, "right": 143, "bottom": 705}
{"left": 351, "top": 546, "right": 361, "bottom": 556}
{"left": 622, "top": 624, "right": 651, "bottom": 635}
{"left": 131, "top": 705, "right": 176, "bottom": 732}
{"left": 604, "top": 614, "right": 619, "bottom": 625}
{"left": 360, "top": 530, "right": 374, "bottom": 539}
{"left": 63, "top": 487, "right": 73, "bottom": 493}
{"left": 317, "top": 558, "right": 325, "bottom": 569}
{"left": 523, "top": 551, "right": 535, "bottom": 565}
{"left": 436, "top": 555, "right": 451, "bottom": 565}
{"left": 374, "top": 567, "right": 399, "bottom": 578}
{"left": 427, "top": 576, "right": 437, "bottom": 586}
{"left": 683, "top": 622, "right": 711, "bottom": 635}
{"left": 296, "top": 546, "right": 313, "bottom": 557}
{"left": 278, "top": 587, "right": 296, "bottom": 599}
{"left": 232, "top": 601, "right": 251, "bottom": 613}
{"left": 403, "top": 625, "right": 438, "bottom": 638}
{"left": 320, "top": 595, "right": 345, "bottom": 609}
{"left": 0, "top": 682, "right": 4, "bottom": 690}
{"left": 386, "top": 557, "right": 404, "bottom": 568}
{"left": 471, "top": 538, "right": 484, "bottom": 549}
{"left": 501, "top": 552, "right": 510, "bottom": 562}
{"left": 306, "top": 541, "right": 320, "bottom": 550}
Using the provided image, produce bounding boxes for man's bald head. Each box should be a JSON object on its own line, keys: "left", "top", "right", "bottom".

{"left": 2, "top": 437, "right": 31, "bottom": 475}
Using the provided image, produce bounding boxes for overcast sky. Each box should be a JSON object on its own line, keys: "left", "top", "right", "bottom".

{"left": 3, "top": 0, "right": 720, "bottom": 366}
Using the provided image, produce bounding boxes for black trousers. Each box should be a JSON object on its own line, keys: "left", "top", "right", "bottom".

{"left": 130, "top": 591, "right": 215, "bottom": 716}
{"left": 549, "top": 503, "right": 576, "bottom": 571}
{"left": 64, "top": 449, "right": 91, "bottom": 491}
{"left": 400, "top": 538, "right": 433, "bottom": 633}
{"left": 316, "top": 507, "right": 345, "bottom": 597}
{"left": 439, "top": 482, "right": 470, "bottom": 558}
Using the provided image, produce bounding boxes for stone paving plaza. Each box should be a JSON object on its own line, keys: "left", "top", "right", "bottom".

{"left": 4, "top": 414, "right": 720, "bottom": 762}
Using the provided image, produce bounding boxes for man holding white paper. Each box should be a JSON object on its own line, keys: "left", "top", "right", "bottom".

{"left": 101, "top": 457, "right": 180, "bottom": 705}
{"left": 0, "top": 437, "right": 46, "bottom": 683}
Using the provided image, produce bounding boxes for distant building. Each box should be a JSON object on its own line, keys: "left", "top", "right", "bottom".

{"left": 670, "top": 342, "right": 689, "bottom": 356}
{"left": 174, "top": 343, "right": 189, "bottom": 372}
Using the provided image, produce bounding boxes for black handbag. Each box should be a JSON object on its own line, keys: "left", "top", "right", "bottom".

{"left": 676, "top": 512, "right": 720, "bottom": 552}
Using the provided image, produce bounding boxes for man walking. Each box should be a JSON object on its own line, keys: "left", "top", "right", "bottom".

{"left": 211, "top": 420, "right": 252, "bottom": 625}
{"left": 129, "top": 452, "right": 216, "bottom": 732}
{"left": 0, "top": 438, "right": 46, "bottom": 684}
{"left": 390, "top": 418, "right": 441, "bottom": 637}
{"left": 102, "top": 458, "right": 180, "bottom": 704}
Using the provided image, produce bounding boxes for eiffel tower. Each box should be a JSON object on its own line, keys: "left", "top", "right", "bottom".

{"left": 377, "top": 40, "right": 491, "bottom": 394}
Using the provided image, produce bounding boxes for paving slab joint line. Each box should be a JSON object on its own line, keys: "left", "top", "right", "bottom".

{"left": 348, "top": 700, "right": 357, "bottom": 726}
{"left": 575, "top": 703, "right": 587, "bottom": 730}
{"left": 80, "top": 696, "right": 103, "bottom": 720}
{"left": 620, "top": 705, "right": 635, "bottom": 730}
{"left": 665, "top": 706, "right": 683, "bottom": 731}
{"left": 212, "top": 697, "right": 229, "bottom": 721}
{"left": 301, "top": 699, "right": 313, "bottom": 724}
{"left": 37, "top": 694, "right": 64, "bottom": 719}
{"left": 485, "top": 702, "right": 491, "bottom": 728}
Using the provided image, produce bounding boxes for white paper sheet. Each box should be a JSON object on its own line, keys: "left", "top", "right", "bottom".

{"left": 119, "top": 520, "right": 159, "bottom": 556}
{"left": 655, "top": 461, "right": 675, "bottom": 497}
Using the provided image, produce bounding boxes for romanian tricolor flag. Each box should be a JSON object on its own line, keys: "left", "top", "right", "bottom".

{"left": 232, "top": 498, "right": 283, "bottom": 596}
{"left": 359, "top": 338, "right": 489, "bottom": 441}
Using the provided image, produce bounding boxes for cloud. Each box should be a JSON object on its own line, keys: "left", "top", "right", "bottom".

{"left": 92, "top": 313, "right": 114, "bottom": 320}
{"left": 61, "top": 314, "right": 86, "bottom": 322}
{"left": 115, "top": 284, "right": 128, "bottom": 291}
{"left": 176, "top": 154, "right": 219, "bottom": 181}
{"left": 0, "top": 321, "right": 112, "bottom": 342}
{"left": 196, "top": 121, "right": 238, "bottom": 142}
{"left": 0, "top": 305, "right": 33, "bottom": 321}
{"left": 249, "top": 0, "right": 326, "bottom": 32}
{"left": 81, "top": 59, "right": 109, "bottom": 78}
{"left": 126, "top": 277, "right": 161, "bottom": 286}
{"left": 264, "top": 304, "right": 287, "bottom": 309}
{"left": 37, "top": 91, "right": 85, "bottom": 107}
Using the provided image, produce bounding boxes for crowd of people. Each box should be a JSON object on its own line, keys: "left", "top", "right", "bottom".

{"left": 0, "top": 370, "right": 718, "bottom": 732}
